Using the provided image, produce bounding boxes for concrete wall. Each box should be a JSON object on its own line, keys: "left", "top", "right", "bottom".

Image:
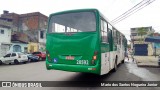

{"left": 0, "top": 27, "right": 11, "bottom": 44}
{"left": 8, "top": 43, "right": 28, "bottom": 53}
{"left": 28, "top": 42, "right": 39, "bottom": 53}
{"left": 19, "top": 12, "right": 48, "bottom": 31}
{"left": 39, "top": 30, "right": 46, "bottom": 43}
{"left": 20, "top": 16, "right": 39, "bottom": 31}
{"left": 0, "top": 44, "right": 10, "bottom": 57}
{"left": 148, "top": 43, "right": 154, "bottom": 56}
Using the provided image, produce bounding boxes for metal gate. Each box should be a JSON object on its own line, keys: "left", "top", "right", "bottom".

{"left": 134, "top": 44, "right": 148, "bottom": 56}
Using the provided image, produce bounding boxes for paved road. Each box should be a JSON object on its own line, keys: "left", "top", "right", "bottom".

{"left": 0, "top": 59, "right": 160, "bottom": 90}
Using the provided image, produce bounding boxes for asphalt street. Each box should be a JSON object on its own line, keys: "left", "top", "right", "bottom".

{"left": 0, "top": 58, "right": 160, "bottom": 90}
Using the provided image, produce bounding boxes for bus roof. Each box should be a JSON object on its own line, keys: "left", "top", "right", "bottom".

{"left": 49, "top": 8, "right": 99, "bottom": 17}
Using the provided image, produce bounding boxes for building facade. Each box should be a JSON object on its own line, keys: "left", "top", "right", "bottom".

{"left": 1, "top": 10, "right": 19, "bottom": 33}
{"left": 9, "top": 42, "right": 28, "bottom": 53}
{"left": 0, "top": 18, "right": 12, "bottom": 57}
{"left": 1, "top": 10, "right": 48, "bottom": 53}
{"left": 130, "top": 26, "right": 155, "bottom": 49}
{"left": 38, "top": 30, "right": 46, "bottom": 52}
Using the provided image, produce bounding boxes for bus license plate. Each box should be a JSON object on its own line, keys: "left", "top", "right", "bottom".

{"left": 77, "top": 60, "right": 88, "bottom": 65}
{"left": 66, "top": 56, "right": 74, "bottom": 60}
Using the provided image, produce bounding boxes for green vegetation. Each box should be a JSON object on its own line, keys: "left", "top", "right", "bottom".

{"left": 137, "top": 27, "right": 147, "bottom": 43}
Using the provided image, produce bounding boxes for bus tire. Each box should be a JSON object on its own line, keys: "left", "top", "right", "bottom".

{"left": 113, "top": 57, "right": 117, "bottom": 72}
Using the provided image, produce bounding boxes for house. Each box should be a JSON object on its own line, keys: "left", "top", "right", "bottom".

{"left": 1, "top": 10, "right": 19, "bottom": 33}
{"left": 1, "top": 10, "right": 48, "bottom": 53}
{"left": 19, "top": 12, "right": 48, "bottom": 52}
{"left": 0, "top": 18, "right": 12, "bottom": 57}
{"left": 145, "top": 36, "right": 160, "bottom": 55}
{"left": 130, "top": 26, "right": 155, "bottom": 49}
{"left": 130, "top": 26, "right": 155, "bottom": 56}
{"left": 8, "top": 33, "right": 28, "bottom": 53}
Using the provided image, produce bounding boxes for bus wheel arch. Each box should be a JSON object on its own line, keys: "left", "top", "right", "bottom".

{"left": 113, "top": 55, "right": 118, "bottom": 72}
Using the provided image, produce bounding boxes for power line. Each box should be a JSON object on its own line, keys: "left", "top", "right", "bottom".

{"left": 111, "top": 0, "right": 155, "bottom": 24}
{"left": 111, "top": 0, "right": 154, "bottom": 24}
{"left": 111, "top": 0, "right": 146, "bottom": 23}
{"left": 112, "top": 0, "right": 155, "bottom": 24}
{"left": 111, "top": 0, "right": 156, "bottom": 25}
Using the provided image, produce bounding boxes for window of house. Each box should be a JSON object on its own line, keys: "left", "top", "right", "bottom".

{"left": 131, "top": 33, "right": 137, "bottom": 36}
{"left": 40, "top": 31, "right": 44, "bottom": 39}
{"left": 13, "top": 45, "right": 22, "bottom": 52}
{"left": 1, "top": 30, "right": 4, "bottom": 34}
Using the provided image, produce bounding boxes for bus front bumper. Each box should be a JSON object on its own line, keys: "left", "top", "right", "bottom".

{"left": 46, "top": 61, "right": 100, "bottom": 75}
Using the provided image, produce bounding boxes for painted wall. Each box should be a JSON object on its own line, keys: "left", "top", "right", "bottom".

{"left": 39, "top": 30, "right": 46, "bottom": 43}
{"left": 0, "top": 27, "right": 11, "bottom": 44}
{"left": 0, "top": 44, "right": 10, "bottom": 57}
{"left": 0, "top": 27, "right": 11, "bottom": 57}
{"left": 38, "top": 30, "right": 46, "bottom": 52}
{"left": 28, "top": 42, "right": 39, "bottom": 53}
{"left": 8, "top": 43, "right": 28, "bottom": 53}
{"left": 153, "top": 43, "right": 160, "bottom": 55}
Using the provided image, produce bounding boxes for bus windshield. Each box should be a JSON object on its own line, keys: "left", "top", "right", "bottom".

{"left": 49, "top": 12, "right": 96, "bottom": 33}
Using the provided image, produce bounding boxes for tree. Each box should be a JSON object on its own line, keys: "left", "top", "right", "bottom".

{"left": 137, "top": 27, "right": 147, "bottom": 44}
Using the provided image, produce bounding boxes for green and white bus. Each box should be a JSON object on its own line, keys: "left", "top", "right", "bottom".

{"left": 46, "top": 9, "right": 127, "bottom": 75}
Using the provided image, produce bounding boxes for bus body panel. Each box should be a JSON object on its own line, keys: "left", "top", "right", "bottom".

{"left": 46, "top": 32, "right": 98, "bottom": 65}
{"left": 46, "top": 60, "right": 100, "bottom": 74}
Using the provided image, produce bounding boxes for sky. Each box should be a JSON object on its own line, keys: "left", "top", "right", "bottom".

{"left": 0, "top": 0, "right": 160, "bottom": 41}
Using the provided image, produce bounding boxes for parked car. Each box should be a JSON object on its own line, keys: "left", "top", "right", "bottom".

{"left": 32, "top": 52, "right": 46, "bottom": 60}
{"left": 27, "top": 54, "right": 39, "bottom": 62}
{"left": 0, "top": 52, "right": 28, "bottom": 65}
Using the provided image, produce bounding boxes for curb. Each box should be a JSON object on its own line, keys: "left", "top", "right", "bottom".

{"left": 135, "top": 60, "right": 160, "bottom": 68}
{"left": 137, "top": 64, "right": 160, "bottom": 68}
{"left": 134, "top": 59, "right": 160, "bottom": 68}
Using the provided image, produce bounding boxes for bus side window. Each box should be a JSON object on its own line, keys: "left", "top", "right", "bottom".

{"left": 117, "top": 32, "right": 120, "bottom": 44}
{"left": 101, "top": 19, "right": 108, "bottom": 43}
{"left": 119, "top": 34, "right": 122, "bottom": 47}
{"left": 113, "top": 29, "right": 117, "bottom": 44}
{"left": 108, "top": 23, "right": 112, "bottom": 42}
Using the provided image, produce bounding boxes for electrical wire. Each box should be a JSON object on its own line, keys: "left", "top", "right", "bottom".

{"left": 111, "top": 0, "right": 156, "bottom": 25}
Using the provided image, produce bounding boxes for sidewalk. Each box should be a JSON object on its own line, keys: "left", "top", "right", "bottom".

{"left": 133, "top": 56, "right": 160, "bottom": 67}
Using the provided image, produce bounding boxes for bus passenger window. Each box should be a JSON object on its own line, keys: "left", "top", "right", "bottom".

{"left": 101, "top": 19, "right": 108, "bottom": 43}
{"left": 54, "top": 23, "right": 65, "bottom": 32}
